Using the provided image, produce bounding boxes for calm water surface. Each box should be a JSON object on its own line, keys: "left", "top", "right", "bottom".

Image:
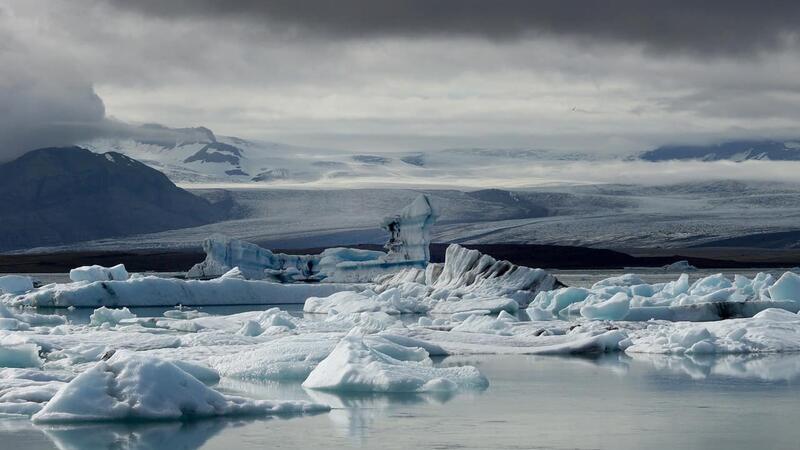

{"left": 3, "top": 353, "right": 799, "bottom": 450}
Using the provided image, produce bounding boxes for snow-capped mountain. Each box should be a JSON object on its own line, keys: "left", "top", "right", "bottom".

{"left": 82, "top": 124, "right": 600, "bottom": 186}
{"left": 83, "top": 125, "right": 324, "bottom": 184}
{"left": 640, "top": 139, "right": 800, "bottom": 162}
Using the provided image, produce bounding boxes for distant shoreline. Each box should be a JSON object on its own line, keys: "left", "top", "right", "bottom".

{"left": 1, "top": 243, "right": 799, "bottom": 274}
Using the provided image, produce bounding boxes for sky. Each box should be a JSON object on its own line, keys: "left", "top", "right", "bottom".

{"left": 2, "top": 0, "right": 800, "bottom": 160}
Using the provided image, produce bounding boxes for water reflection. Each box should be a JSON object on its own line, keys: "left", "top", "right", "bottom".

{"left": 37, "top": 420, "right": 235, "bottom": 450}
{"left": 215, "top": 375, "right": 471, "bottom": 442}
{"left": 305, "top": 389, "right": 457, "bottom": 440}
{"left": 629, "top": 352, "right": 800, "bottom": 381}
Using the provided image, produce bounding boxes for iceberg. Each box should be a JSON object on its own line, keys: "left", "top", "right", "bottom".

{"left": 625, "top": 308, "right": 800, "bottom": 354}
{"left": 0, "top": 275, "right": 34, "bottom": 295}
{"left": 528, "top": 271, "right": 800, "bottom": 321}
{"left": 302, "top": 328, "right": 487, "bottom": 393}
{"left": 0, "top": 303, "right": 65, "bottom": 330}
{"left": 69, "top": 264, "right": 129, "bottom": 283}
{"left": 662, "top": 260, "right": 698, "bottom": 272}
{"left": 767, "top": 271, "right": 800, "bottom": 302}
{"left": 89, "top": 307, "right": 136, "bottom": 326}
{"left": 32, "top": 352, "right": 329, "bottom": 423}
{"left": 188, "top": 195, "right": 438, "bottom": 283}
{"left": 306, "top": 244, "right": 560, "bottom": 315}
{"left": 579, "top": 292, "right": 631, "bottom": 320}
{"left": 186, "top": 234, "right": 320, "bottom": 281}
{"left": 379, "top": 244, "right": 561, "bottom": 308}
{"left": 381, "top": 194, "right": 437, "bottom": 263}
{"left": 0, "top": 337, "right": 42, "bottom": 368}
{"left": 304, "top": 289, "right": 430, "bottom": 315}
{"left": 2, "top": 275, "right": 358, "bottom": 308}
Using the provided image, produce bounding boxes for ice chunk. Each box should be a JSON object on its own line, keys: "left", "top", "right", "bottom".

{"left": 69, "top": 264, "right": 129, "bottom": 283}
{"left": 232, "top": 307, "right": 298, "bottom": 336}
{"left": 0, "top": 275, "right": 34, "bottom": 294}
{"left": 187, "top": 234, "right": 319, "bottom": 281}
{"left": 89, "top": 307, "right": 136, "bottom": 326}
{"left": 0, "top": 305, "right": 65, "bottom": 329}
{"left": 580, "top": 292, "right": 631, "bottom": 320}
{"left": 302, "top": 329, "right": 487, "bottom": 392}
{"left": 767, "top": 272, "right": 800, "bottom": 302}
{"left": 382, "top": 194, "right": 437, "bottom": 263}
{"left": 451, "top": 314, "right": 514, "bottom": 335}
{"left": 304, "top": 289, "right": 429, "bottom": 315}
{"left": 5, "top": 275, "right": 357, "bottom": 308}
{"left": 662, "top": 260, "right": 697, "bottom": 271}
{"left": 317, "top": 247, "right": 410, "bottom": 283}
{"left": 188, "top": 197, "right": 438, "bottom": 284}
{"left": 375, "top": 244, "right": 560, "bottom": 311}
{"left": 591, "top": 274, "right": 646, "bottom": 289}
{"left": 527, "top": 271, "right": 796, "bottom": 321}
{"left": 32, "top": 353, "right": 329, "bottom": 422}
{"left": 689, "top": 273, "right": 733, "bottom": 296}
{"left": 211, "top": 334, "right": 337, "bottom": 380}
{"left": 529, "top": 287, "right": 590, "bottom": 318}
{"left": 626, "top": 308, "right": 800, "bottom": 354}
{"left": 0, "top": 337, "right": 41, "bottom": 368}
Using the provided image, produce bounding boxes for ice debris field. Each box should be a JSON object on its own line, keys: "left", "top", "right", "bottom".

{"left": 3, "top": 195, "right": 800, "bottom": 424}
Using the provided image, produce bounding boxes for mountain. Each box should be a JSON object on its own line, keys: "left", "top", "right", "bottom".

{"left": 640, "top": 139, "right": 800, "bottom": 162}
{"left": 0, "top": 147, "right": 232, "bottom": 251}
{"left": 82, "top": 124, "right": 601, "bottom": 186}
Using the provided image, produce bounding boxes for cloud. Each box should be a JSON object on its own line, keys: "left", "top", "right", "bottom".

{"left": 2, "top": 0, "right": 800, "bottom": 160}
{"left": 0, "top": 25, "right": 110, "bottom": 160}
{"left": 106, "top": 0, "right": 800, "bottom": 56}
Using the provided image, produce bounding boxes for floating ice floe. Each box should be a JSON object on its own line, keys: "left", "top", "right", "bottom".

{"left": 188, "top": 194, "right": 438, "bottom": 283}
{"left": 0, "top": 368, "right": 72, "bottom": 416}
{"left": 69, "top": 264, "right": 129, "bottom": 283}
{"left": 89, "top": 307, "right": 136, "bottom": 326}
{"left": 662, "top": 260, "right": 697, "bottom": 272}
{"left": 31, "top": 352, "right": 328, "bottom": 423}
{"left": 1, "top": 275, "right": 358, "bottom": 308}
{"left": 624, "top": 308, "right": 800, "bottom": 354}
{"left": 302, "top": 328, "right": 487, "bottom": 393}
{"left": 0, "top": 275, "right": 34, "bottom": 295}
{"left": 528, "top": 271, "right": 800, "bottom": 321}
{"left": 0, "top": 303, "right": 65, "bottom": 331}
{"left": 0, "top": 335, "right": 42, "bottom": 368}
{"left": 305, "top": 244, "right": 559, "bottom": 315}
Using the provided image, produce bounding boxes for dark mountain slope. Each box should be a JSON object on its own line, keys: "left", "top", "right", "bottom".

{"left": 0, "top": 147, "right": 231, "bottom": 251}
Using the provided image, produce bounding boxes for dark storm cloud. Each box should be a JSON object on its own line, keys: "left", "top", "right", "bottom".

{"left": 107, "top": 0, "right": 800, "bottom": 55}
{"left": 0, "top": 27, "right": 108, "bottom": 160}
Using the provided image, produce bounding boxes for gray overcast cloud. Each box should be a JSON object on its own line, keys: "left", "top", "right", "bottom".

{"left": 1, "top": 0, "right": 799, "bottom": 159}
{"left": 110, "top": 0, "right": 800, "bottom": 55}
